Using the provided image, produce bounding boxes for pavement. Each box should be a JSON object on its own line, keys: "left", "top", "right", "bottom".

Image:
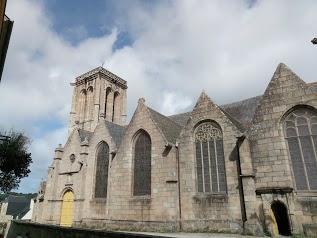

{"left": 128, "top": 232, "right": 263, "bottom": 238}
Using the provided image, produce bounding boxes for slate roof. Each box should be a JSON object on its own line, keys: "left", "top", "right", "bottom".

{"left": 104, "top": 121, "right": 127, "bottom": 147}
{"left": 220, "top": 95, "right": 262, "bottom": 129}
{"left": 218, "top": 106, "right": 245, "bottom": 132}
{"left": 148, "top": 107, "right": 183, "bottom": 144}
{"left": 78, "top": 129, "right": 92, "bottom": 142}
{"left": 167, "top": 95, "right": 262, "bottom": 130}
{"left": 168, "top": 112, "right": 192, "bottom": 126}
{"left": 4, "top": 196, "right": 30, "bottom": 216}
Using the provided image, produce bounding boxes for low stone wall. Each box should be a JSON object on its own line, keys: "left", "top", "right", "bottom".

{"left": 303, "top": 223, "right": 317, "bottom": 237}
{"left": 6, "top": 221, "right": 175, "bottom": 238}
{"left": 79, "top": 219, "right": 178, "bottom": 233}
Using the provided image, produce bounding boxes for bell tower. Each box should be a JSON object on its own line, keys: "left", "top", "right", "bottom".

{"left": 68, "top": 67, "right": 127, "bottom": 135}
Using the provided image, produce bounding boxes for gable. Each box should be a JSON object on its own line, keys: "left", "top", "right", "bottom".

{"left": 188, "top": 91, "right": 244, "bottom": 134}
{"left": 250, "top": 63, "right": 317, "bottom": 128}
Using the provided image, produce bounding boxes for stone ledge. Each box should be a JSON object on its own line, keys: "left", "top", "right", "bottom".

{"left": 255, "top": 186, "right": 293, "bottom": 195}
{"left": 193, "top": 193, "right": 228, "bottom": 203}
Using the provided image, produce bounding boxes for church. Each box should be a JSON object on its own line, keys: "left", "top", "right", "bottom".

{"left": 32, "top": 63, "right": 317, "bottom": 236}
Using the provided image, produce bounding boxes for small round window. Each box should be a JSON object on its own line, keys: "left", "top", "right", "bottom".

{"left": 70, "top": 154, "right": 75, "bottom": 163}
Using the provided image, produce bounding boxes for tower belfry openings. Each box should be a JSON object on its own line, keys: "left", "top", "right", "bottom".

{"left": 68, "top": 67, "right": 127, "bottom": 134}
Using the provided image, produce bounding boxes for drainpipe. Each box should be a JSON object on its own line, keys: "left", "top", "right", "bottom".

{"left": 236, "top": 136, "right": 247, "bottom": 232}
{"left": 175, "top": 142, "right": 183, "bottom": 231}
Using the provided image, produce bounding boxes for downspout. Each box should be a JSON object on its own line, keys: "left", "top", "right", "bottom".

{"left": 175, "top": 142, "right": 183, "bottom": 231}
{"left": 236, "top": 135, "right": 247, "bottom": 232}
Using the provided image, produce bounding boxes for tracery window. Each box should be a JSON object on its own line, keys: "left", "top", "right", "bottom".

{"left": 133, "top": 131, "right": 151, "bottom": 196}
{"left": 94, "top": 142, "right": 110, "bottom": 198}
{"left": 284, "top": 108, "right": 317, "bottom": 191}
{"left": 195, "top": 122, "right": 226, "bottom": 193}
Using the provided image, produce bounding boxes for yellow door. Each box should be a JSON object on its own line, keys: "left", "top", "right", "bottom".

{"left": 271, "top": 208, "right": 279, "bottom": 236}
{"left": 60, "top": 190, "right": 74, "bottom": 227}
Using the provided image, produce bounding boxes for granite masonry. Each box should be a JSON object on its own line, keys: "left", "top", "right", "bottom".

{"left": 32, "top": 63, "right": 317, "bottom": 236}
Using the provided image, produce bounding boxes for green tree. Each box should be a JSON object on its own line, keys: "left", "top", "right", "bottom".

{"left": 0, "top": 129, "right": 32, "bottom": 193}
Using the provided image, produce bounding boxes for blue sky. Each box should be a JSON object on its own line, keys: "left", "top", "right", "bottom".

{"left": 1, "top": 0, "right": 317, "bottom": 193}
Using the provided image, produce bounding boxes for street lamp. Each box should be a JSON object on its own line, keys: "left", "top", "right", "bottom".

{"left": 312, "top": 38, "right": 317, "bottom": 44}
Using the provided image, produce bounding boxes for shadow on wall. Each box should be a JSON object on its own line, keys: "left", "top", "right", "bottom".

{"left": 6, "top": 220, "right": 176, "bottom": 238}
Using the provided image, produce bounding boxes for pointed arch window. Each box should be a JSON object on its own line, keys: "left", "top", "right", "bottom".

{"left": 94, "top": 142, "right": 110, "bottom": 198}
{"left": 78, "top": 89, "right": 86, "bottom": 122}
{"left": 112, "top": 92, "right": 119, "bottom": 122}
{"left": 86, "top": 86, "right": 94, "bottom": 120}
{"left": 133, "top": 130, "right": 151, "bottom": 196}
{"left": 105, "top": 87, "right": 111, "bottom": 118}
{"left": 195, "top": 122, "right": 226, "bottom": 193}
{"left": 284, "top": 108, "right": 317, "bottom": 191}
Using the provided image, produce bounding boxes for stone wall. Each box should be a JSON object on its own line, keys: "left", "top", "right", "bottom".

{"left": 100, "top": 100, "right": 179, "bottom": 226}
{"left": 177, "top": 92, "right": 259, "bottom": 233}
{"left": 6, "top": 221, "right": 174, "bottom": 238}
{"left": 248, "top": 63, "right": 317, "bottom": 234}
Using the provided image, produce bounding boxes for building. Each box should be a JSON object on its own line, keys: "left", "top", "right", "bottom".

{"left": 0, "top": 0, "right": 13, "bottom": 81}
{"left": 33, "top": 63, "right": 317, "bottom": 236}
{"left": 0, "top": 196, "right": 31, "bottom": 222}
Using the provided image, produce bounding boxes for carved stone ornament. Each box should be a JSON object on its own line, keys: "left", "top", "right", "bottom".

{"left": 76, "top": 66, "right": 127, "bottom": 87}
{"left": 195, "top": 123, "right": 222, "bottom": 141}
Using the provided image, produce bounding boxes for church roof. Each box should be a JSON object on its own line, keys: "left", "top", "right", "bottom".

{"left": 104, "top": 121, "right": 127, "bottom": 147}
{"left": 167, "top": 95, "right": 262, "bottom": 130}
{"left": 78, "top": 129, "right": 92, "bottom": 142}
{"left": 167, "top": 112, "right": 192, "bottom": 126}
{"left": 220, "top": 95, "right": 262, "bottom": 129}
{"left": 147, "top": 107, "right": 183, "bottom": 144}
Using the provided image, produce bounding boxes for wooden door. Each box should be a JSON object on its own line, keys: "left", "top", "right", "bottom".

{"left": 60, "top": 190, "right": 74, "bottom": 227}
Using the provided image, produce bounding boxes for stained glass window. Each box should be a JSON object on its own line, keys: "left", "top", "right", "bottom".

{"left": 133, "top": 131, "right": 151, "bottom": 196}
{"left": 285, "top": 108, "right": 317, "bottom": 191}
{"left": 94, "top": 142, "right": 110, "bottom": 198}
{"left": 195, "top": 122, "right": 226, "bottom": 193}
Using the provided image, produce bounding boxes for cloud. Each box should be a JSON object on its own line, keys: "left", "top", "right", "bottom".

{"left": 1, "top": 0, "right": 118, "bottom": 192}
{"left": 1, "top": 0, "right": 317, "bottom": 192}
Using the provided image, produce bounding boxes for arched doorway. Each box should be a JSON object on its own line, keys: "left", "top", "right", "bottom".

{"left": 60, "top": 190, "right": 74, "bottom": 227}
{"left": 271, "top": 201, "right": 291, "bottom": 236}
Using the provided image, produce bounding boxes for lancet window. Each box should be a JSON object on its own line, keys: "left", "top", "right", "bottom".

{"left": 94, "top": 142, "right": 110, "bottom": 198}
{"left": 133, "top": 130, "right": 151, "bottom": 196}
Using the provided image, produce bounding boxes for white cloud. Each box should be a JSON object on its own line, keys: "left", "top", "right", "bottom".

{"left": 1, "top": 0, "right": 317, "bottom": 192}
{"left": 161, "top": 91, "right": 192, "bottom": 116}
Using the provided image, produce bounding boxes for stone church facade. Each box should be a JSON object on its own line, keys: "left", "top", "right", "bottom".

{"left": 33, "top": 63, "right": 317, "bottom": 236}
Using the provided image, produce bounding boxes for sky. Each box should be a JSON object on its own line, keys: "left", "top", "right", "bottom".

{"left": 1, "top": 0, "right": 317, "bottom": 193}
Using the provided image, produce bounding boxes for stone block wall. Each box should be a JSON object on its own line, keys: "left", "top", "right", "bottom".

{"left": 100, "top": 101, "right": 178, "bottom": 228}
{"left": 248, "top": 64, "right": 317, "bottom": 234}
{"left": 177, "top": 92, "right": 254, "bottom": 232}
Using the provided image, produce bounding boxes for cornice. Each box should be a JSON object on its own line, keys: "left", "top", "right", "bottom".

{"left": 75, "top": 66, "right": 127, "bottom": 89}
